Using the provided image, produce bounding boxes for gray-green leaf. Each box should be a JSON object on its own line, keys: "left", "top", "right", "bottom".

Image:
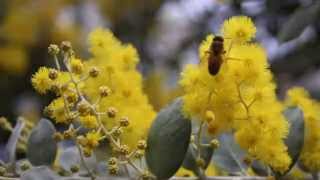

{"left": 21, "top": 166, "right": 58, "bottom": 180}
{"left": 27, "top": 119, "right": 57, "bottom": 166}
{"left": 4, "top": 117, "right": 25, "bottom": 165}
{"left": 278, "top": 106, "right": 304, "bottom": 175}
{"left": 59, "top": 146, "right": 97, "bottom": 174}
{"left": 278, "top": 1, "right": 320, "bottom": 42}
{"left": 146, "top": 98, "right": 192, "bottom": 179}
{"left": 212, "top": 133, "right": 248, "bottom": 174}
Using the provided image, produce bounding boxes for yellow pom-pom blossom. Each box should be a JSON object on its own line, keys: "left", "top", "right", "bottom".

{"left": 180, "top": 16, "right": 290, "bottom": 173}
{"left": 79, "top": 115, "right": 98, "bottom": 129}
{"left": 31, "top": 67, "right": 53, "bottom": 94}
{"left": 47, "top": 98, "right": 68, "bottom": 124}
{"left": 285, "top": 87, "right": 320, "bottom": 172}
{"left": 70, "top": 58, "right": 84, "bottom": 75}
{"left": 82, "top": 28, "right": 156, "bottom": 149}
{"left": 85, "top": 131, "right": 102, "bottom": 149}
{"left": 221, "top": 16, "right": 256, "bottom": 43}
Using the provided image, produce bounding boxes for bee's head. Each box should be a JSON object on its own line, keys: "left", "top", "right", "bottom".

{"left": 213, "top": 36, "right": 224, "bottom": 42}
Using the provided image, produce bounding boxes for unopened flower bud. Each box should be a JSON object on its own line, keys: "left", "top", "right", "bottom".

{"left": 60, "top": 41, "right": 72, "bottom": 52}
{"left": 66, "top": 92, "right": 78, "bottom": 104}
{"left": 70, "top": 165, "right": 80, "bottom": 173}
{"left": 119, "top": 145, "right": 130, "bottom": 155}
{"left": 108, "top": 157, "right": 118, "bottom": 166}
{"left": 111, "top": 128, "right": 122, "bottom": 138}
{"left": 89, "top": 67, "right": 99, "bottom": 78}
{"left": 20, "top": 161, "right": 31, "bottom": 171}
{"left": 48, "top": 69, "right": 58, "bottom": 80}
{"left": 196, "top": 158, "right": 205, "bottom": 168}
{"left": 210, "top": 139, "right": 219, "bottom": 149}
{"left": 119, "top": 117, "right": 129, "bottom": 127}
{"left": 108, "top": 165, "right": 119, "bottom": 175}
{"left": 48, "top": 44, "right": 60, "bottom": 55}
{"left": 0, "top": 117, "right": 12, "bottom": 131}
{"left": 137, "top": 140, "right": 147, "bottom": 150}
{"left": 99, "top": 86, "right": 111, "bottom": 97}
{"left": 77, "top": 101, "right": 91, "bottom": 116}
{"left": 107, "top": 107, "right": 117, "bottom": 118}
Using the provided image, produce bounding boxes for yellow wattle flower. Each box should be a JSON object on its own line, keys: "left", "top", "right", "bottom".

{"left": 85, "top": 131, "right": 102, "bottom": 149}
{"left": 83, "top": 28, "right": 156, "bottom": 149}
{"left": 180, "top": 16, "right": 290, "bottom": 173}
{"left": 31, "top": 67, "right": 53, "bottom": 94}
{"left": 79, "top": 115, "right": 98, "bottom": 129}
{"left": 221, "top": 16, "right": 256, "bottom": 43}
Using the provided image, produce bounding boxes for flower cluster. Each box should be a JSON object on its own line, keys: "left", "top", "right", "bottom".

{"left": 179, "top": 16, "right": 290, "bottom": 173}
{"left": 31, "top": 29, "right": 155, "bottom": 178}
{"left": 285, "top": 87, "right": 320, "bottom": 172}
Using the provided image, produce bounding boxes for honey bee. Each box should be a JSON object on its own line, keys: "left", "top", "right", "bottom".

{"left": 206, "top": 36, "right": 226, "bottom": 76}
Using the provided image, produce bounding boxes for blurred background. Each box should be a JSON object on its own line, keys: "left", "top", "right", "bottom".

{"left": 0, "top": 0, "right": 320, "bottom": 141}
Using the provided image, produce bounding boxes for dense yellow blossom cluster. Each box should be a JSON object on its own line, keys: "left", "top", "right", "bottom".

{"left": 31, "top": 29, "right": 155, "bottom": 178}
{"left": 179, "top": 16, "right": 290, "bottom": 173}
{"left": 285, "top": 87, "right": 320, "bottom": 172}
{"left": 84, "top": 28, "right": 156, "bottom": 148}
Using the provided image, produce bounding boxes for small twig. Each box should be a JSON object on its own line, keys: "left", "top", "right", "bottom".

{"left": 75, "top": 144, "right": 95, "bottom": 180}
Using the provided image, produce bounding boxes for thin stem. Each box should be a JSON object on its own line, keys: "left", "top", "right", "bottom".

{"left": 75, "top": 144, "right": 95, "bottom": 180}
{"left": 54, "top": 55, "right": 61, "bottom": 70}
{"left": 236, "top": 82, "right": 250, "bottom": 117}
{"left": 0, "top": 176, "right": 19, "bottom": 180}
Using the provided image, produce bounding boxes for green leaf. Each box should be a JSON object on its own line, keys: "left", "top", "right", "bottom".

{"left": 182, "top": 139, "right": 213, "bottom": 176}
{"left": 146, "top": 98, "right": 192, "bottom": 179}
{"left": 21, "top": 166, "right": 58, "bottom": 180}
{"left": 278, "top": 107, "right": 304, "bottom": 175}
{"left": 27, "top": 119, "right": 57, "bottom": 166}
{"left": 212, "top": 133, "right": 248, "bottom": 174}
{"left": 278, "top": 1, "right": 320, "bottom": 42}
{"left": 4, "top": 117, "right": 25, "bottom": 165}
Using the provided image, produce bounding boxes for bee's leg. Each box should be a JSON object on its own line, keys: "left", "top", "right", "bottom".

{"left": 225, "top": 40, "right": 234, "bottom": 57}
{"left": 225, "top": 57, "right": 245, "bottom": 62}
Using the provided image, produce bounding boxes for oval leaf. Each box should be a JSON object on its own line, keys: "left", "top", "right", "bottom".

{"left": 212, "top": 133, "right": 248, "bottom": 174}
{"left": 278, "top": 1, "right": 320, "bottom": 42}
{"left": 21, "top": 166, "right": 58, "bottom": 180}
{"left": 59, "top": 147, "right": 80, "bottom": 172}
{"left": 27, "top": 119, "right": 57, "bottom": 166}
{"left": 60, "top": 146, "right": 97, "bottom": 173}
{"left": 279, "top": 107, "right": 304, "bottom": 175}
{"left": 146, "top": 98, "right": 192, "bottom": 179}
